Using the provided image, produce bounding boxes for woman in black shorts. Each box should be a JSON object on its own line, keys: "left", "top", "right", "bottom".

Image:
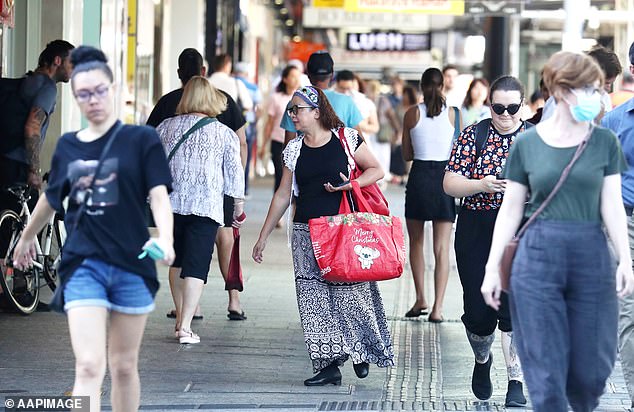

{"left": 156, "top": 76, "right": 245, "bottom": 344}
{"left": 402, "top": 68, "right": 461, "bottom": 322}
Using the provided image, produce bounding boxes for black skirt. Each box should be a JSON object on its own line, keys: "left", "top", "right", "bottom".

{"left": 405, "top": 160, "right": 456, "bottom": 222}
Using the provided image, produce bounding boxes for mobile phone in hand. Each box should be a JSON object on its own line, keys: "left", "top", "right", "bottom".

{"left": 333, "top": 180, "right": 350, "bottom": 188}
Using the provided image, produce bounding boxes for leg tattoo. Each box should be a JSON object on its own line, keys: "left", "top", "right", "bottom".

{"left": 466, "top": 330, "right": 494, "bottom": 364}
{"left": 502, "top": 331, "right": 524, "bottom": 381}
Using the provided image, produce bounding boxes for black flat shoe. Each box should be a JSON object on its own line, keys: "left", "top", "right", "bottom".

{"left": 472, "top": 352, "right": 493, "bottom": 400}
{"left": 405, "top": 307, "right": 428, "bottom": 318}
{"left": 353, "top": 362, "right": 369, "bottom": 378}
{"left": 304, "top": 365, "right": 342, "bottom": 386}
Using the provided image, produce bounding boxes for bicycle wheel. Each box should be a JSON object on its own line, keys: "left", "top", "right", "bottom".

{"left": 42, "top": 215, "right": 64, "bottom": 293}
{"left": 0, "top": 210, "right": 40, "bottom": 314}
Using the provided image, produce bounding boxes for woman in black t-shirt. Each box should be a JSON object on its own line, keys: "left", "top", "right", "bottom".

{"left": 253, "top": 86, "right": 394, "bottom": 386}
{"left": 12, "top": 46, "right": 174, "bottom": 412}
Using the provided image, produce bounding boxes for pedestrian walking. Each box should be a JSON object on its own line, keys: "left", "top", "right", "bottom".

{"left": 280, "top": 51, "right": 363, "bottom": 144}
{"left": 461, "top": 78, "right": 491, "bottom": 127}
{"left": 444, "top": 76, "right": 529, "bottom": 407}
{"left": 403, "top": 68, "right": 462, "bottom": 322}
{"left": 261, "top": 65, "right": 301, "bottom": 193}
{"left": 11, "top": 45, "right": 175, "bottom": 412}
{"left": 0, "top": 39, "right": 74, "bottom": 212}
{"left": 601, "top": 40, "right": 634, "bottom": 409}
{"left": 147, "top": 48, "right": 248, "bottom": 321}
{"left": 390, "top": 85, "right": 417, "bottom": 185}
{"left": 252, "top": 86, "right": 394, "bottom": 386}
{"left": 156, "top": 76, "right": 245, "bottom": 344}
{"left": 482, "top": 51, "right": 634, "bottom": 412}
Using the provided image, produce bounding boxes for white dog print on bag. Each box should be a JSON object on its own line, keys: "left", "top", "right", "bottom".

{"left": 354, "top": 245, "right": 381, "bottom": 269}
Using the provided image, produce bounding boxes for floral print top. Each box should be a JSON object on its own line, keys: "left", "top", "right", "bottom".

{"left": 445, "top": 122, "right": 529, "bottom": 210}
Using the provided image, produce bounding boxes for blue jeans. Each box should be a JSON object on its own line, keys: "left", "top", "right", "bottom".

{"left": 64, "top": 258, "right": 155, "bottom": 314}
{"left": 510, "top": 220, "right": 617, "bottom": 412}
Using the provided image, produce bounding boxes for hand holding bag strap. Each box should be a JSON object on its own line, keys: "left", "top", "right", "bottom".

{"left": 73, "top": 122, "right": 124, "bottom": 231}
{"left": 166, "top": 117, "right": 216, "bottom": 163}
{"left": 514, "top": 126, "right": 594, "bottom": 240}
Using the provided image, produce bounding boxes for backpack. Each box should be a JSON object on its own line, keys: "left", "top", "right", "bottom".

{"left": 0, "top": 76, "right": 31, "bottom": 154}
{"left": 473, "top": 118, "right": 534, "bottom": 159}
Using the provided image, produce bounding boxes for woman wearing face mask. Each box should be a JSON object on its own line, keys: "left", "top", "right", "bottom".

{"left": 444, "top": 76, "right": 528, "bottom": 407}
{"left": 481, "top": 52, "right": 634, "bottom": 411}
{"left": 11, "top": 46, "right": 175, "bottom": 412}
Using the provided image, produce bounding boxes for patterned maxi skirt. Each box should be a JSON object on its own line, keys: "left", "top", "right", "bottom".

{"left": 292, "top": 223, "right": 395, "bottom": 372}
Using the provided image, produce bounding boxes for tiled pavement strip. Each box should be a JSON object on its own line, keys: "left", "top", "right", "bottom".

{"left": 0, "top": 178, "right": 632, "bottom": 411}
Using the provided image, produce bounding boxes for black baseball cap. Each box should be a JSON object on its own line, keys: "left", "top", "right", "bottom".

{"left": 307, "top": 51, "right": 334, "bottom": 76}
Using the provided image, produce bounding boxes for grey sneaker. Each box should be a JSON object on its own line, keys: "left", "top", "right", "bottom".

{"left": 505, "top": 380, "right": 527, "bottom": 407}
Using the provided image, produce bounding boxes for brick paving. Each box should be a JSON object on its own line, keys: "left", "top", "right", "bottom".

{"left": 0, "top": 177, "right": 631, "bottom": 411}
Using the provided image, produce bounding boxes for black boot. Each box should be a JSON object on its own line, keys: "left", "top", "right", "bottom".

{"left": 304, "top": 364, "right": 342, "bottom": 386}
{"left": 472, "top": 352, "right": 493, "bottom": 400}
{"left": 353, "top": 362, "right": 369, "bottom": 378}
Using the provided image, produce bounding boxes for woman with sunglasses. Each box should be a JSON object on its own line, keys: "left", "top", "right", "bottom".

{"left": 12, "top": 46, "right": 175, "bottom": 411}
{"left": 253, "top": 86, "right": 394, "bottom": 386}
{"left": 443, "top": 76, "right": 528, "bottom": 407}
{"left": 482, "top": 52, "right": 634, "bottom": 411}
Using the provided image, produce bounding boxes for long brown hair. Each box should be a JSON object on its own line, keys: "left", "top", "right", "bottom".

{"left": 420, "top": 68, "right": 444, "bottom": 117}
{"left": 314, "top": 87, "right": 344, "bottom": 130}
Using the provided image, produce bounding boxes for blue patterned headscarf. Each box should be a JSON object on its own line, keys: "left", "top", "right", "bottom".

{"left": 293, "top": 86, "right": 320, "bottom": 108}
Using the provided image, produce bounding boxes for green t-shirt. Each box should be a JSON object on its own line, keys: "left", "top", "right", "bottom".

{"left": 503, "top": 126, "right": 627, "bottom": 222}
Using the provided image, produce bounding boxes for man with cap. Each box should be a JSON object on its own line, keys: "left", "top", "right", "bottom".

{"left": 147, "top": 48, "right": 249, "bottom": 322}
{"left": 601, "top": 40, "right": 634, "bottom": 408}
{"left": 281, "top": 51, "right": 363, "bottom": 144}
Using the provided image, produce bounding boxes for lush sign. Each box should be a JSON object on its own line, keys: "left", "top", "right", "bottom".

{"left": 346, "top": 32, "right": 430, "bottom": 52}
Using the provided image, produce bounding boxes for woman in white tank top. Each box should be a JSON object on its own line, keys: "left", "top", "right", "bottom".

{"left": 401, "top": 68, "right": 462, "bottom": 322}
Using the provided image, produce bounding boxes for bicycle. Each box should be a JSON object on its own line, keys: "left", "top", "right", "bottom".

{"left": 0, "top": 184, "right": 65, "bottom": 314}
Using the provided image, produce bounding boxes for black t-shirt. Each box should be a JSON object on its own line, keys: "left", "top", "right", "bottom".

{"left": 45, "top": 121, "right": 172, "bottom": 296}
{"left": 146, "top": 88, "right": 246, "bottom": 131}
{"left": 294, "top": 133, "right": 362, "bottom": 223}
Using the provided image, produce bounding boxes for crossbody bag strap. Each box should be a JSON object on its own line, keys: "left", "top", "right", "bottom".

{"left": 452, "top": 106, "right": 460, "bottom": 141}
{"left": 72, "top": 122, "right": 124, "bottom": 231}
{"left": 515, "top": 126, "right": 594, "bottom": 239}
{"left": 166, "top": 116, "right": 216, "bottom": 163}
{"left": 336, "top": 127, "right": 356, "bottom": 172}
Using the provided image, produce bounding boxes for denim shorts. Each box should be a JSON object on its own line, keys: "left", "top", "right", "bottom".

{"left": 63, "top": 258, "right": 155, "bottom": 314}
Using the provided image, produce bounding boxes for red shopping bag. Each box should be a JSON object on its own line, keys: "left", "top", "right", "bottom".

{"left": 308, "top": 181, "right": 405, "bottom": 283}
{"left": 336, "top": 128, "right": 390, "bottom": 216}
{"left": 225, "top": 213, "right": 246, "bottom": 291}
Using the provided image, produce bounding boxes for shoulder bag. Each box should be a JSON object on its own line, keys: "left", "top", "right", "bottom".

{"left": 500, "top": 127, "right": 593, "bottom": 291}
{"left": 49, "top": 122, "right": 124, "bottom": 312}
{"left": 336, "top": 127, "right": 390, "bottom": 216}
{"left": 147, "top": 116, "right": 216, "bottom": 226}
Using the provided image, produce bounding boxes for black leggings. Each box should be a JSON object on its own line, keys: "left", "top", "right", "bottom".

{"left": 454, "top": 208, "right": 512, "bottom": 336}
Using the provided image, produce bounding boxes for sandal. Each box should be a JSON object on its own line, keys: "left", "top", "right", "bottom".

{"left": 178, "top": 329, "right": 200, "bottom": 344}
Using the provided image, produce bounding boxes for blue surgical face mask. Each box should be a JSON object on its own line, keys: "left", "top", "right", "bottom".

{"left": 568, "top": 88, "right": 602, "bottom": 122}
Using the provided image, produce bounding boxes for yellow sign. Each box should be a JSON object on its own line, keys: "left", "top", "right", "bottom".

{"left": 344, "top": 0, "right": 464, "bottom": 15}
{"left": 313, "top": 0, "right": 345, "bottom": 7}
{"left": 127, "top": 0, "right": 137, "bottom": 85}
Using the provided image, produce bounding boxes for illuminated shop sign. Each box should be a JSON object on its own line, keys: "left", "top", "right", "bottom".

{"left": 346, "top": 32, "right": 430, "bottom": 52}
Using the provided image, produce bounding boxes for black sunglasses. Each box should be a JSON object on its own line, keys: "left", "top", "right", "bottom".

{"left": 491, "top": 103, "right": 521, "bottom": 115}
{"left": 286, "top": 105, "right": 315, "bottom": 116}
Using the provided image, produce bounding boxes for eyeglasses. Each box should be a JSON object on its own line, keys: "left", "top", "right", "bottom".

{"left": 491, "top": 103, "right": 521, "bottom": 115}
{"left": 75, "top": 84, "right": 111, "bottom": 103}
{"left": 287, "top": 105, "right": 315, "bottom": 116}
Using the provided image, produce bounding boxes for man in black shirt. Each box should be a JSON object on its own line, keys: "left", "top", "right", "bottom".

{"left": 147, "top": 48, "right": 248, "bottom": 321}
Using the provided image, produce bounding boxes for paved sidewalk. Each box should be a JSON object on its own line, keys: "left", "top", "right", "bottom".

{"left": 0, "top": 177, "right": 632, "bottom": 411}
